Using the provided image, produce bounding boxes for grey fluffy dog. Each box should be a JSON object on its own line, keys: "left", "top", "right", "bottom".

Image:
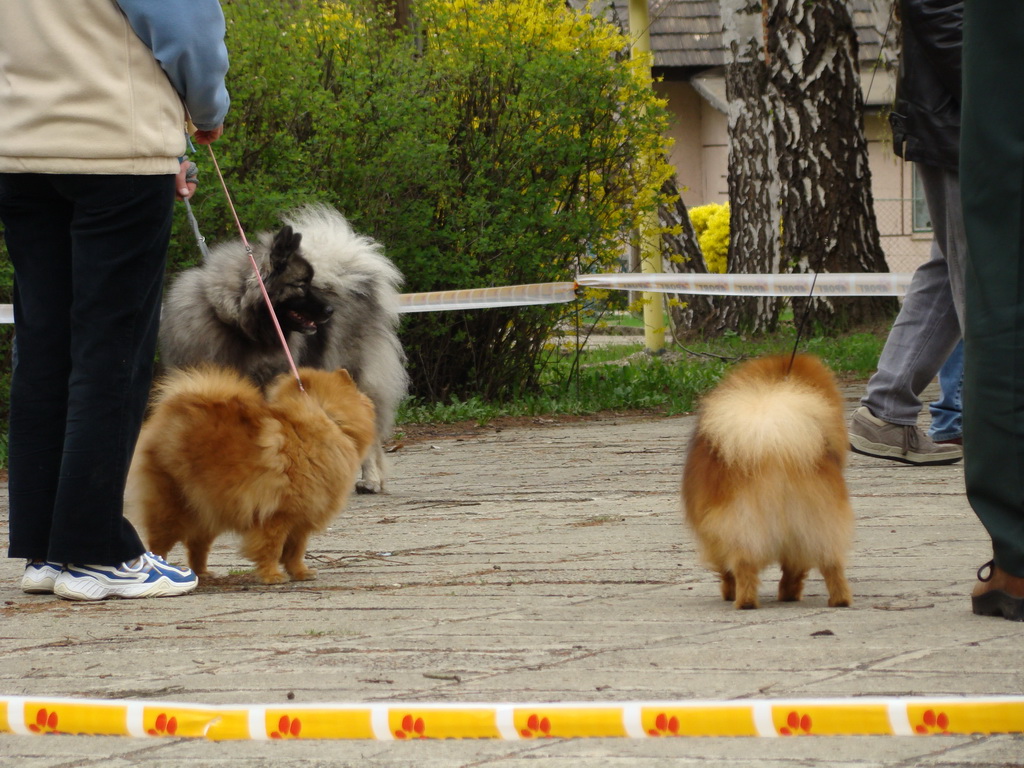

{"left": 159, "top": 204, "right": 408, "bottom": 494}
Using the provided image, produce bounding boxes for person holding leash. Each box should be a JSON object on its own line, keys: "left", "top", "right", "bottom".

{"left": 0, "top": 0, "right": 229, "bottom": 600}
{"left": 960, "top": 1, "right": 1024, "bottom": 621}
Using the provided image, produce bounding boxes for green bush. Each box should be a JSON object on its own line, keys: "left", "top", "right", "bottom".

{"left": 171, "top": 0, "right": 674, "bottom": 402}
{"left": 0, "top": 0, "right": 675, "bottom": 464}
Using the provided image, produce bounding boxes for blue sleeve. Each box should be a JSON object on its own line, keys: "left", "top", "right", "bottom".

{"left": 116, "top": 0, "right": 230, "bottom": 130}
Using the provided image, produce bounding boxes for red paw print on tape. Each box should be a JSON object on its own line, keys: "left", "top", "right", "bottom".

{"left": 648, "top": 712, "right": 681, "bottom": 737}
{"left": 915, "top": 709, "right": 950, "bottom": 735}
{"left": 147, "top": 712, "right": 179, "bottom": 737}
{"left": 28, "top": 708, "right": 61, "bottom": 735}
{"left": 779, "top": 711, "right": 812, "bottom": 736}
{"left": 270, "top": 715, "right": 302, "bottom": 739}
{"left": 520, "top": 713, "right": 553, "bottom": 739}
{"left": 394, "top": 714, "right": 426, "bottom": 739}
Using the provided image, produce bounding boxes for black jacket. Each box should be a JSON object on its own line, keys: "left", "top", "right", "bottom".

{"left": 889, "top": 0, "right": 962, "bottom": 170}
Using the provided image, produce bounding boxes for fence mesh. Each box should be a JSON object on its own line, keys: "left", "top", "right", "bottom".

{"left": 874, "top": 197, "right": 932, "bottom": 273}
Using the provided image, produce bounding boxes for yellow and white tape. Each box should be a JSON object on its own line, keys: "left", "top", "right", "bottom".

{"left": 2, "top": 696, "right": 1022, "bottom": 740}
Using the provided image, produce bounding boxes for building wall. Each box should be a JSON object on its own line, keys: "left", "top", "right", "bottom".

{"left": 699, "top": 100, "right": 729, "bottom": 204}
{"left": 655, "top": 83, "right": 932, "bottom": 273}
{"left": 865, "top": 113, "right": 933, "bottom": 272}
{"left": 655, "top": 80, "right": 705, "bottom": 205}
{"left": 654, "top": 79, "right": 730, "bottom": 207}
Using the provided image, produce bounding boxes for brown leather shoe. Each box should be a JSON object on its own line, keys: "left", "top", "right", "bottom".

{"left": 971, "top": 561, "right": 1024, "bottom": 621}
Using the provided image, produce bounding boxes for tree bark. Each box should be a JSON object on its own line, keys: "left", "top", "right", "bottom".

{"left": 661, "top": 176, "right": 722, "bottom": 336}
{"left": 769, "top": 0, "right": 897, "bottom": 329}
{"left": 719, "top": 0, "right": 783, "bottom": 334}
{"left": 717, "top": 0, "right": 897, "bottom": 336}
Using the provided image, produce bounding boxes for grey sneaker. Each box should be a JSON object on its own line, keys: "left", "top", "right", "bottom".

{"left": 849, "top": 406, "right": 963, "bottom": 465}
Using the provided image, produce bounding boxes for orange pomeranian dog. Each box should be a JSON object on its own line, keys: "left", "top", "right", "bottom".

{"left": 682, "top": 354, "right": 853, "bottom": 610}
{"left": 125, "top": 366, "right": 376, "bottom": 584}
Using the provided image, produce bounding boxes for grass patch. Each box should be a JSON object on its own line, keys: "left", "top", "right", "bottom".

{"left": 594, "top": 312, "right": 645, "bottom": 329}
{"left": 398, "top": 328, "right": 885, "bottom": 426}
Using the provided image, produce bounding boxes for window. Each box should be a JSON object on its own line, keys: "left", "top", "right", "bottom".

{"left": 912, "top": 167, "right": 932, "bottom": 233}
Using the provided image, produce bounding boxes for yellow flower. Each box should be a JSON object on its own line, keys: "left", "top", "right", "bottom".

{"left": 689, "top": 202, "right": 730, "bottom": 273}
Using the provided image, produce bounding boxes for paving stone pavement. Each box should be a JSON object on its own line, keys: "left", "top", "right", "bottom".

{"left": 0, "top": 382, "right": 1022, "bottom": 766}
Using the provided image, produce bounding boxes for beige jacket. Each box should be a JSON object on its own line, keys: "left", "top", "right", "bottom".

{"left": 0, "top": 0, "right": 186, "bottom": 175}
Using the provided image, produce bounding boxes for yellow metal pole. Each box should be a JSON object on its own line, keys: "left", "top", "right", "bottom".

{"left": 627, "top": 0, "right": 665, "bottom": 353}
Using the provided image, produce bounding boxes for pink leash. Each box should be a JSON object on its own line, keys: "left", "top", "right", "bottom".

{"left": 203, "top": 144, "right": 305, "bottom": 392}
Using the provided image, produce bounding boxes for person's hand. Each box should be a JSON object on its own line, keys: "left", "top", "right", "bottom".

{"left": 176, "top": 160, "right": 198, "bottom": 201}
{"left": 193, "top": 125, "right": 224, "bottom": 145}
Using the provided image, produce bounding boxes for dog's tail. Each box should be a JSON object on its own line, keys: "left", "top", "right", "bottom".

{"left": 697, "top": 354, "right": 845, "bottom": 472}
{"left": 150, "top": 364, "right": 258, "bottom": 406}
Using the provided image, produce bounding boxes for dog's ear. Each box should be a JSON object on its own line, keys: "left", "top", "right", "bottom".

{"left": 334, "top": 369, "right": 355, "bottom": 385}
{"left": 269, "top": 225, "right": 303, "bottom": 274}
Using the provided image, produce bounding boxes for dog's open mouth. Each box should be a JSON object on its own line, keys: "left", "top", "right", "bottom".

{"left": 286, "top": 310, "right": 320, "bottom": 335}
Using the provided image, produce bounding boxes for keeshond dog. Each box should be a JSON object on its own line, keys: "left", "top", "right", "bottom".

{"left": 159, "top": 204, "right": 408, "bottom": 494}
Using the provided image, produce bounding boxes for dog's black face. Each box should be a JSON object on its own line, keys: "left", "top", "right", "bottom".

{"left": 265, "top": 225, "right": 334, "bottom": 336}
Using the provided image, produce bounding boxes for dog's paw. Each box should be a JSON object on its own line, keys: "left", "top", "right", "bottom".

{"left": 355, "top": 479, "right": 382, "bottom": 495}
{"left": 289, "top": 568, "right": 318, "bottom": 582}
{"left": 257, "top": 570, "right": 288, "bottom": 585}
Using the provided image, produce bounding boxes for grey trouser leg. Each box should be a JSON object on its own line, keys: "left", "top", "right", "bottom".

{"left": 861, "top": 163, "right": 965, "bottom": 425}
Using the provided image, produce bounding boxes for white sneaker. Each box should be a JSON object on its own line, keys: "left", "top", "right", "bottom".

{"left": 53, "top": 552, "right": 198, "bottom": 601}
{"left": 21, "top": 561, "right": 61, "bottom": 594}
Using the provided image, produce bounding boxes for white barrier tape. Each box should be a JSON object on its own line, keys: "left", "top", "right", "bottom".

{"left": 397, "top": 282, "right": 578, "bottom": 313}
{"left": 0, "top": 273, "right": 912, "bottom": 324}
{"left": 1, "top": 695, "right": 1022, "bottom": 740}
{"left": 576, "top": 272, "right": 913, "bottom": 297}
{"left": 395, "top": 272, "right": 912, "bottom": 313}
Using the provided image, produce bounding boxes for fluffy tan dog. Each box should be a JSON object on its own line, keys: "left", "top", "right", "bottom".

{"left": 682, "top": 354, "right": 853, "bottom": 609}
{"left": 126, "top": 366, "right": 376, "bottom": 584}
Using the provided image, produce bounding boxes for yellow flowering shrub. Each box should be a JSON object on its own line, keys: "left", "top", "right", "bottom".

{"left": 688, "top": 202, "right": 730, "bottom": 273}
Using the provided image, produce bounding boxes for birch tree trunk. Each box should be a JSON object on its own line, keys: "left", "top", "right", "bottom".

{"left": 719, "top": 0, "right": 784, "bottom": 333}
{"left": 717, "top": 0, "right": 896, "bottom": 335}
{"left": 769, "top": 0, "right": 897, "bottom": 329}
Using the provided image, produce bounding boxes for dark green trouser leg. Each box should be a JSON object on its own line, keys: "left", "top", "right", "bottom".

{"left": 961, "top": 2, "right": 1024, "bottom": 577}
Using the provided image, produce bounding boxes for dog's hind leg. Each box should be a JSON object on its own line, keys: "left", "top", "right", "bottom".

{"left": 820, "top": 561, "right": 852, "bottom": 607}
{"left": 778, "top": 560, "right": 808, "bottom": 602}
{"left": 241, "top": 518, "right": 289, "bottom": 584}
{"left": 732, "top": 561, "right": 761, "bottom": 609}
{"left": 135, "top": 469, "right": 187, "bottom": 563}
{"left": 281, "top": 527, "right": 317, "bottom": 581}
{"left": 356, "top": 442, "right": 386, "bottom": 495}
{"left": 185, "top": 534, "right": 215, "bottom": 579}
{"left": 718, "top": 570, "right": 736, "bottom": 602}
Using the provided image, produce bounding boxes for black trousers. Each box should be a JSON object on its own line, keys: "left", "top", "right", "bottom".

{"left": 0, "top": 173, "right": 174, "bottom": 565}
{"left": 961, "top": 3, "right": 1024, "bottom": 577}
